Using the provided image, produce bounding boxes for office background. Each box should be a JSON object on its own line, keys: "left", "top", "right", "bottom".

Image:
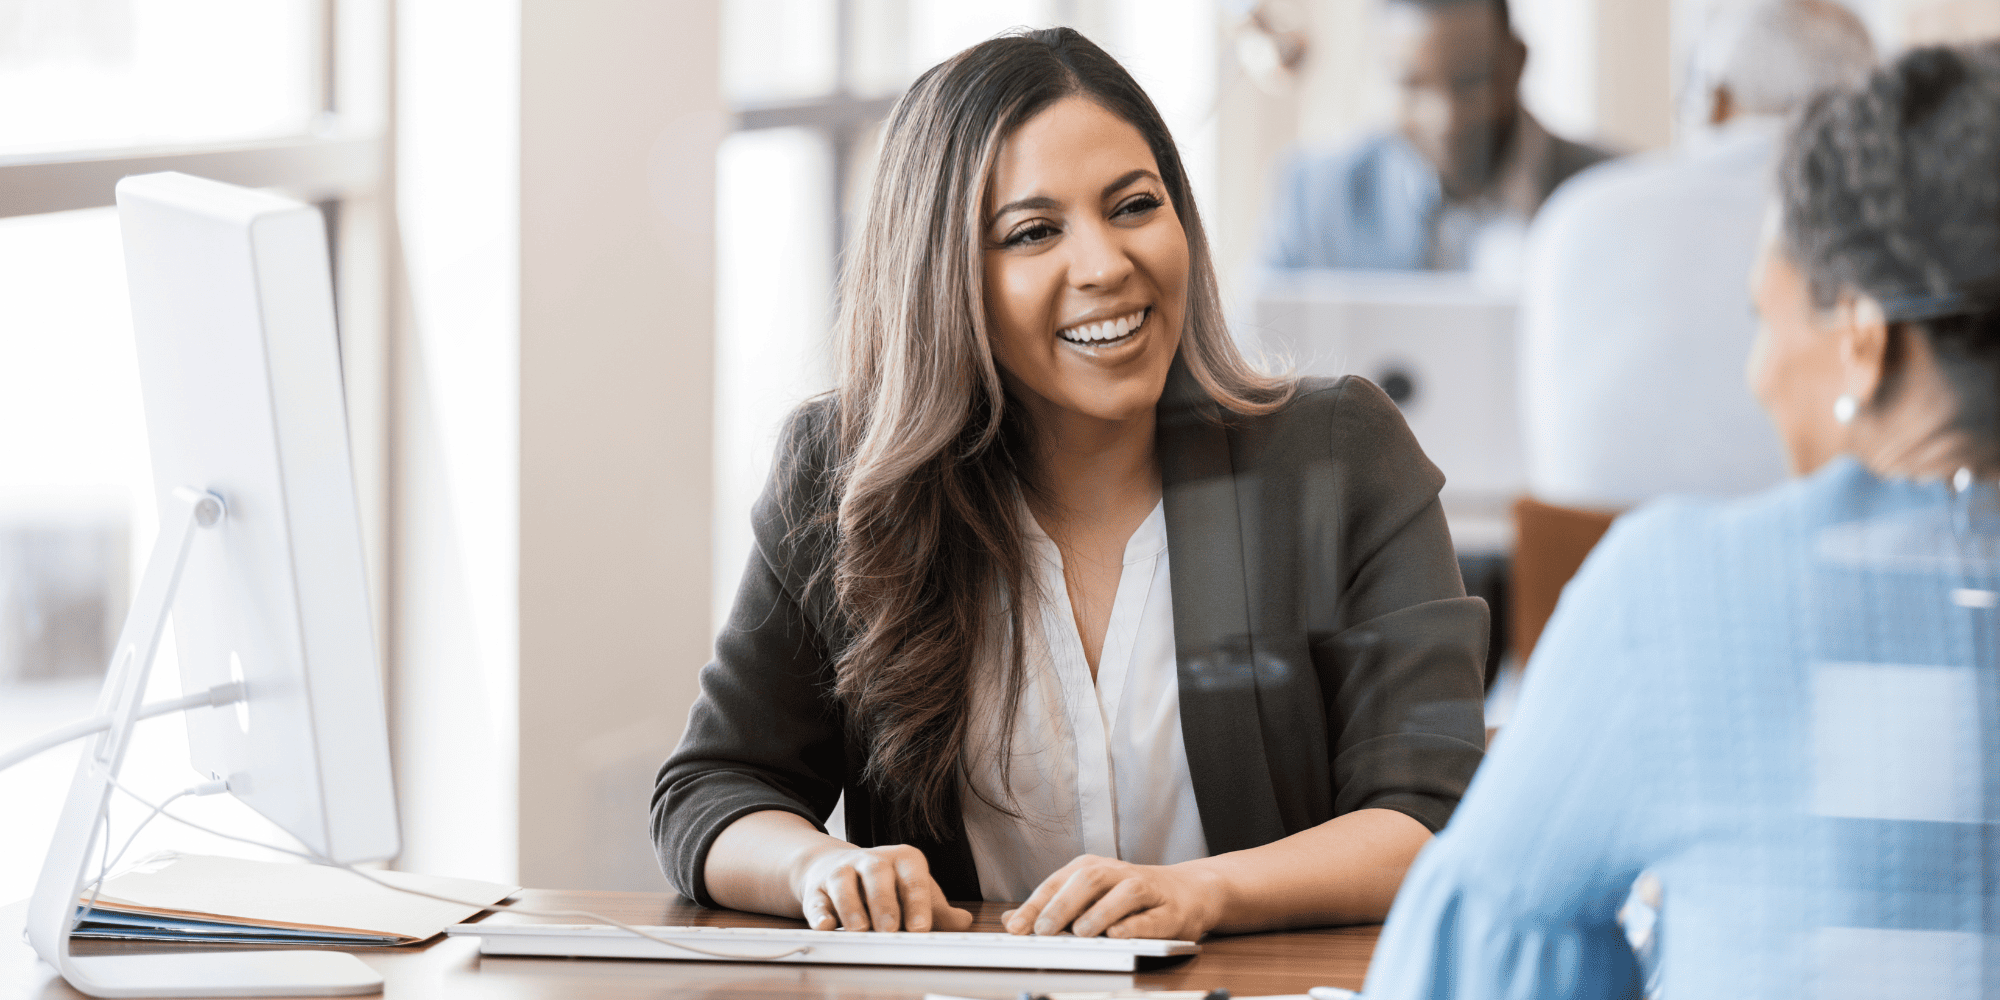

{"left": 1, "top": 0, "right": 1994, "bottom": 904}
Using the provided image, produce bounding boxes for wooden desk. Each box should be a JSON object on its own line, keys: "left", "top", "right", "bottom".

{"left": 4, "top": 891, "right": 1378, "bottom": 999}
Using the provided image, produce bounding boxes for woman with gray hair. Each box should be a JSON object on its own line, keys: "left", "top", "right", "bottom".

{"left": 1518, "top": 0, "right": 1876, "bottom": 508}
{"left": 652, "top": 28, "right": 1490, "bottom": 940}
{"left": 1683, "top": 0, "right": 1877, "bottom": 127}
{"left": 1367, "top": 42, "right": 2000, "bottom": 999}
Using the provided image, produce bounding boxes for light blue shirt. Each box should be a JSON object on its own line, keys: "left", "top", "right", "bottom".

{"left": 1365, "top": 456, "right": 2000, "bottom": 998}
{"left": 1265, "top": 132, "right": 1439, "bottom": 271}
{"left": 1264, "top": 116, "right": 1612, "bottom": 273}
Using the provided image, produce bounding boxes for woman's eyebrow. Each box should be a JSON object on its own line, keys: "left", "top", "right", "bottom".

{"left": 1101, "top": 168, "right": 1157, "bottom": 198}
{"left": 990, "top": 194, "right": 1061, "bottom": 220}
{"left": 988, "top": 170, "right": 1161, "bottom": 222}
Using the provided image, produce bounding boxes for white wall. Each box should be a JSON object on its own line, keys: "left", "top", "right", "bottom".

{"left": 1514, "top": 0, "right": 1601, "bottom": 145}
{"left": 517, "top": 0, "right": 720, "bottom": 891}
{"left": 1902, "top": 0, "right": 2000, "bottom": 44}
{"left": 712, "top": 129, "right": 832, "bottom": 634}
{"left": 394, "top": 0, "right": 718, "bottom": 891}
{"left": 393, "top": 0, "right": 521, "bottom": 883}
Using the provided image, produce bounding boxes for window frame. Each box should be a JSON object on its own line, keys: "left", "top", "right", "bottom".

{"left": 728, "top": 0, "right": 893, "bottom": 261}
{"left": 0, "top": 0, "right": 394, "bottom": 679}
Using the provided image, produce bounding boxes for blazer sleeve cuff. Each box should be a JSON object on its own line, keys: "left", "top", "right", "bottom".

{"left": 1354, "top": 791, "right": 1463, "bottom": 835}
{"left": 1333, "top": 730, "right": 1486, "bottom": 832}
{"left": 659, "top": 774, "right": 828, "bottom": 909}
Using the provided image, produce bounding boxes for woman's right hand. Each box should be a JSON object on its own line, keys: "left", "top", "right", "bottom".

{"left": 791, "top": 843, "right": 974, "bottom": 932}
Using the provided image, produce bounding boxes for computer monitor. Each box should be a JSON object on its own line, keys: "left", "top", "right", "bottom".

{"left": 1250, "top": 268, "right": 1524, "bottom": 501}
{"left": 26, "top": 172, "right": 399, "bottom": 997}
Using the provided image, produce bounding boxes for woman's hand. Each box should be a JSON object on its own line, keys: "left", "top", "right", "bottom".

{"left": 706, "top": 812, "right": 973, "bottom": 932}
{"left": 1001, "top": 855, "right": 1223, "bottom": 941}
{"left": 791, "top": 843, "right": 974, "bottom": 933}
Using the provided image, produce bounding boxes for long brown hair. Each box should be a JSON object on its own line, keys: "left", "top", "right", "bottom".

{"left": 817, "top": 27, "right": 1291, "bottom": 838}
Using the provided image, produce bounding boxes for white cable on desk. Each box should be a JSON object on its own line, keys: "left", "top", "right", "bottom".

{"left": 93, "top": 773, "right": 811, "bottom": 962}
{"left": 0, "top": 682, "right": 244, "bottom": 775}
{"left": 76, "top": 775, "right": 235, "bottom": 931}
{"left": 73, "top": 785, "right": 193, "bottom": 932}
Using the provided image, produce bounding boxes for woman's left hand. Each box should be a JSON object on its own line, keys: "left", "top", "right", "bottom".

{"left": 1001, "top": 855, "right": 1223, "bottom": 941}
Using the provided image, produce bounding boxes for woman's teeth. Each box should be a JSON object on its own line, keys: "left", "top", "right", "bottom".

{"left": 1058, "top": 308, "right": 1147, "bottom": 344}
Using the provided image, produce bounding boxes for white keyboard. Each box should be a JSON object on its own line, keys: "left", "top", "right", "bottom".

{"left": 445, "top": 922, "right": 1200, "bottom": 972}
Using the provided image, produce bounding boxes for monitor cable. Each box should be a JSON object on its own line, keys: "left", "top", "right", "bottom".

{"left": 0, "top": 682, "right": 245, "bottom": 776}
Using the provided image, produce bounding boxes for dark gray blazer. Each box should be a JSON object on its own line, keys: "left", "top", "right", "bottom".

{"left": 653, "top": 364, "right": 1490, "bottom": 905}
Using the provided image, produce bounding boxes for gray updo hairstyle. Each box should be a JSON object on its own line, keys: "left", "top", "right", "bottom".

{"left": 1777, "top": 41, "right": 2000, "bottom": 447}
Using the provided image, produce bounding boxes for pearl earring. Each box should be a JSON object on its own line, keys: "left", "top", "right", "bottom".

{"left": 1833, "top": 393, "right": 1859, "bottom": 425}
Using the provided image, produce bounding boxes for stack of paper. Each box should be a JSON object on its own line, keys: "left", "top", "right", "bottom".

{"left": 73, "top": 853, "right": 518, "bottom": 947}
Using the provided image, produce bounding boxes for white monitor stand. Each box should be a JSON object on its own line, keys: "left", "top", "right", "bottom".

{"left": 27, "top": 172, "right": 400, "bottom": 998}
{"left": 26, "top": 490, "right": 380, "bottom": 998}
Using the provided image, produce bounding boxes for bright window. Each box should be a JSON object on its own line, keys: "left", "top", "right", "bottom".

{"left": 0, "top": 0, "right": 320, "bottom": 156}
{"left": 0, "top": 208, "right": 149, "bottom": 690}
{"left": 0, "top": 0, "right": 383, "bottom": 906}
{"left": 722, "top": 0, "right": 840, "bottom": 102}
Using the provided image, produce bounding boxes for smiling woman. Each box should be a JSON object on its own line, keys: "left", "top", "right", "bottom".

{"left": 653, "top": 27, "right": 1489, "bottom": 944}
{"left": 983, "top": 100, "right": 1188, "bottom": 432}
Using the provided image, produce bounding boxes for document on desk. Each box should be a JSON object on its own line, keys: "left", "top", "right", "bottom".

{"left": 73, "top": 852, "right": 518, "bottom": 945}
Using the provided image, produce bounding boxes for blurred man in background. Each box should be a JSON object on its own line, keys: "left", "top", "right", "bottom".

{"left": 1263, "top": 0, "right": 1611, "bottom": 275}
{"left": 1517, "top": 0, "right": 1875, "bottom": 507}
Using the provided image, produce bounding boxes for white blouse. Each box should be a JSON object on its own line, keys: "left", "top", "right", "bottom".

{"left": 960, "top": 501, "right": 1209, "bottom": 902}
